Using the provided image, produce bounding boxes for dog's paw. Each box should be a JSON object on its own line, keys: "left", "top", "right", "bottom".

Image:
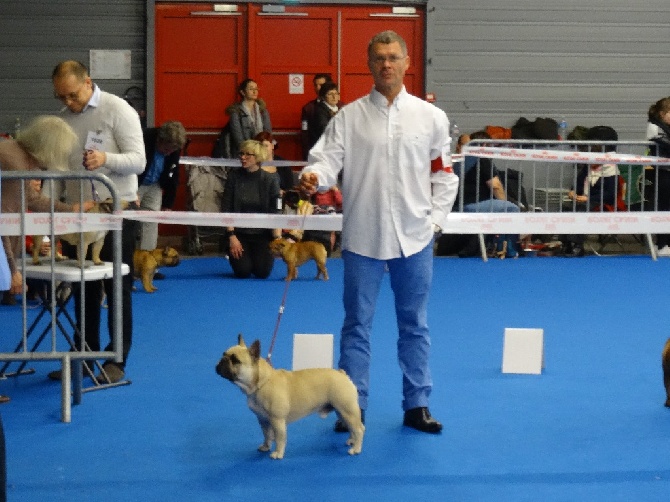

{"left": 347, "top": 446, "right": 362, "bottom": 455}
{"left": 269, "top": 451, "right": 284, "bottom": 460}
{"left": 258, "top": 443, "right": 271, "bottom": 452}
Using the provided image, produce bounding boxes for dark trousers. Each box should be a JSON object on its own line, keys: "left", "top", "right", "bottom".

{"left": 228, "top": 234, "right": 275, "bottom": 279}
{"left": 561, "top": 202, "right": 588, "bottom": 247}
{"left": 63, "top": 217, "right": 136, "bottom": 368}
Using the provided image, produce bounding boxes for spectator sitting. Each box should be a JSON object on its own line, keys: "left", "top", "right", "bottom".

{"left": 561, "top": 125, "right": 620, "bottom": 257}
{"left": 453, "top": 130, "right": 521, "bottom": 258}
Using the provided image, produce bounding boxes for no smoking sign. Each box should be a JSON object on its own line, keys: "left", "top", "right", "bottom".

{"left": 289, "top": 74, "right": 304, "bottom": 95}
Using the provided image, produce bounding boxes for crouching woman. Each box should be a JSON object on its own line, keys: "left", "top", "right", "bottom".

{"left": 222, "top": 139, "right": 281, "bottom": 278}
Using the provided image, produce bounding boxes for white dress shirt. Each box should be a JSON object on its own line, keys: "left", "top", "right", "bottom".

{"left": 303, "top": 86, "right": 459, "bottom": 260}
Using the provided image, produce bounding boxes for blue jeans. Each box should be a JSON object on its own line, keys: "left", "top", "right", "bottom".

{"left": 340, "top": 241, "right": 433, "bottom": 411}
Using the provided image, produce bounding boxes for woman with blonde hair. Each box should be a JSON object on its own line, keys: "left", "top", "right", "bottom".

{"left": 221, "top": 139, "right": 281, "bottom": 279}
{"left": 1, "top": 115, "right": 93, "bottom": 305}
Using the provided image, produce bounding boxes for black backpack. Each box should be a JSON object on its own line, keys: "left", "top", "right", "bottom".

{"left": 211, "top": 122, "right": 232, "bottom": 158}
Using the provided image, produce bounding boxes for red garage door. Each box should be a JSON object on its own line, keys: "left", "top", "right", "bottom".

{"left": 154, "top": 2, "right": 425, "bottom": 227}
{"left": 155, "top": 2, "right": 425, "bottom": 159}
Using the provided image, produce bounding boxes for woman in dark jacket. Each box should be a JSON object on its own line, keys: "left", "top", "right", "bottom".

{"left": 221, "top": 139, "right": 280, "bottom": 279}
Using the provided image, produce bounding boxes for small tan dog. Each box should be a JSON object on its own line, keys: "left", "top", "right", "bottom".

{"left": 133, "top": 246, "right": 180, "bottom": 293}
{"left": 663, "top": 338, "right": 670, "bottom": 407}
{"left": 269, "top": 237, "right": 328, "bottom": 281}
{"left": 31, "top": 200, "right": 119, "bottom": 267}
{"left": 215, "top": 335, "right": 364, "bottom": 460}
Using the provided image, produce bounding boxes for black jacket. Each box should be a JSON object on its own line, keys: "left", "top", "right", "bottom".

{"left": 138, "top": 128, "right": 181, "bottom": 208}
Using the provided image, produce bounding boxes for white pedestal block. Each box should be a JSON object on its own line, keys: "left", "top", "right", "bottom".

{"left": 292, "top": 334, "right": 334, "bottom": 370}
{"left": 501, "top": 328, "right": 544, "bottom": 375}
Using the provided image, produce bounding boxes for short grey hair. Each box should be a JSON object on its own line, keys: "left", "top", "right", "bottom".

{"left": 367, "top": 30, "right": 408, "bottom": 59}
{"left": 157, "top": 121, "right": 187, "bottom": 149}
{"left": 16, "top": 115, "right": 78, "bottom": 171}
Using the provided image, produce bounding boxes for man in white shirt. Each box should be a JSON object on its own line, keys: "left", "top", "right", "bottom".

{"left": 49, "top": 60, "right": 146, "bottom": 384}
{"left": 300, "top": 31, "right": 459, "bottom": 433}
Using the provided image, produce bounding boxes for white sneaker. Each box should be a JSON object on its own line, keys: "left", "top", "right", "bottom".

{"left": 657, "top": 245, "right": 670, "bottom": 257}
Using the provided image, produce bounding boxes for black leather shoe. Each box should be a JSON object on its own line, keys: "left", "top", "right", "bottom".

{"left": 1, "top": 291, "right": 16, "bottom": 306}
{"left": 333, "top": 409, "right": 365, "bottom": 433}
{"left": 153, "top": 272, "right": 166, "bottom": 280}
{"left": 403, "top": 407, "right": 442, "bottom": 434}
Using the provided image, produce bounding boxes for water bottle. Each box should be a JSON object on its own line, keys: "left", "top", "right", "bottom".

{"left": 558, "top": 118, "right": 568, "bottom": 141}
{"left": 13, "top": 117, "right": 21, "bottom": 138}
{"left": 450, "top": 122, "right": 460, "bottom": 138}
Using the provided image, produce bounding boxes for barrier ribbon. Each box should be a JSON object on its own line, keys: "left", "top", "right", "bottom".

{"left": 462, "top": 146, "right": 670, "bottom": 166}
{"left": 3, "top": 210, "right": 670, "bottom": 236}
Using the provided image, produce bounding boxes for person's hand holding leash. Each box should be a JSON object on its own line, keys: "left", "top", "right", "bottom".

{"left": 83, "top": 149, "right": 107, "bottom": 170}
{"left": 299, "top": 172, "right": 319, "bottom": 196}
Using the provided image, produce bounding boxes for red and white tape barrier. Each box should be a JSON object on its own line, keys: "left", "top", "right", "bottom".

{"left": 461, "top": 146, "right": 670, "bottom": 166}
{"left": 3, "top": 210, "right": 670, "bottom": 236}
{"left": 0, "top": 212, "right": 123, "bottom": 237}
{"left": 3, "top": 147, "right": 670, "bottom": 237}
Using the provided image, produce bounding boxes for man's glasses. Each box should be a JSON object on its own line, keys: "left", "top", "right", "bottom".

{"left": 54, "top": 82, "right": 87, "bottom": 103}
{"left": 370, "top": 55, "right": 406, "bottom": 65}
{"left": 326, "top": 91, "right": 340, "bottom": 98}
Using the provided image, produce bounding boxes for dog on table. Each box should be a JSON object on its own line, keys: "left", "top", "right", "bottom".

{"left": 269, "top": 237, "right": 328, "bottom": 281}
{"left": 215, "top": 334, "right": 364, "bottom": 460}
{"left": 31, "top": 200, "right": 120, "bottom": 267}
{"left": 663, "top": 338, "right": 670, "bottom": 407}
{"left": 133, "top": 246, "right": 180, "bottom": 293}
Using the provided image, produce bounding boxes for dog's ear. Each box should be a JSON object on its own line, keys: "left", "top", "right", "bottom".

{"left": 237, "top": 333, "right": 246, "bottom": 347}
{"left": 249, "top": 340, "right": 261, "bottom": 361}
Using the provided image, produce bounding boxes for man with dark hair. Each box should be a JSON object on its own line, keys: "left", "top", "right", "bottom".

{"left": 300, "top": 73, "right": 332, "bottom": 160}
{"left": 562, "top": 125, "right": 621, "bottom": 257}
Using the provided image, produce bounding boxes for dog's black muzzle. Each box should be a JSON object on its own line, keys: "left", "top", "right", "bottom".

{"left": 215, "top": 357, "right": 234, "bottom": 381}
